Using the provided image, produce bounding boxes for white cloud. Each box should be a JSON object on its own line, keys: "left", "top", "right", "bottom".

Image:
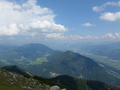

{"left": 45, "top": 33, "right": 99, "bottom": 40}
{"left": 0, "top": 0, "right": 67, "bottom": 36}
{"left": 19, "top": 20, "right": 67, "bottom": 33}
{"left": 46, "top": 33, "right": 66, "bottom": 39}
{"left": 99, "top": 12, "right": 120, "bottom": 21}
{"left": 81, "top": 23, "right": 95, "bottom": 27}
{"left": 0, "top": 24, "right": 19, "bottom": 36}
{"left": 69, "top": 35, "right": 84, "bottom": 40}
{"left": 67, "top": 33, "right": 120, "bottom": 40}
{"left": 102, "top": 33, "right": 115, "bottom": 38}
{"left": 67, "top": 35, "right": 98, "bottom": 40}
{"left": 115, "top": 32, "right": 120, "bottom": 38}
{"left": 93, "top": 1, "right": 120, "bottom": 12}
{"left": 93, "top": 6, "right": 104, "bottom": 12}
{"left": 102, "top": 32, "right": 120, "bottom": 38}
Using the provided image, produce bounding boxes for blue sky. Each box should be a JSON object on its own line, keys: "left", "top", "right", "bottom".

{"left": 0, "top": 0, "right": 120, "bottom": 45}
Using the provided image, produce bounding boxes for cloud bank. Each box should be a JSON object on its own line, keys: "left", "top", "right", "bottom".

{"left": 102, "top": 32, "right": 120, "bottom": 38}
{"left": 0, "top": 0, "right": 67, "bottom": 36}
{"left": 46, "top": 32, "right": 120, "bottom": 40}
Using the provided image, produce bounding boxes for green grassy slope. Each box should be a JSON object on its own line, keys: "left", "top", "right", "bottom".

{"left": 0, "top": 68, "right": 50, "bottom": 90}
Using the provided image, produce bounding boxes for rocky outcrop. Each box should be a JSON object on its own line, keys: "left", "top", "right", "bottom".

{"left": 50, "top": 85, "right": 66, "bottom": 90}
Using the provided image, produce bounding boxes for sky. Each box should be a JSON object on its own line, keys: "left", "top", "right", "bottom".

{"left": 0, "top": 0, "right": 120, "bottom": 45}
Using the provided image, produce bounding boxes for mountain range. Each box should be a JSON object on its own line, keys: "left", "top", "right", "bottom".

{"left": 0, "top": 43, "right": 120, "bottom": 87}
{"left": 80, "top": 42, "right": 120, "bottom": 60}
{"left": 25, "top": 50, "right": 120, "bottom": 86}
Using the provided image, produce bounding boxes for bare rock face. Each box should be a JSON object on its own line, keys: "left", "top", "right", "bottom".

{"left": 50, "top": 85, "right": 60, "bottom": 90}
{"left": 50, "top": 85, "right": 66, "bottom": 90}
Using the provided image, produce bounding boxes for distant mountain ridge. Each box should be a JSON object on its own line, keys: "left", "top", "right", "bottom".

{"left": 14, "top": 43, "right": 54, "bottom": 58}
{"left": 26, "top": 51, "right": 120, "bottom": 86}
{"left": 0, "top": 43, "right": 54, "bottom": 67}
{"left": 80, "top": 42, "right": 120, "bottom": 60}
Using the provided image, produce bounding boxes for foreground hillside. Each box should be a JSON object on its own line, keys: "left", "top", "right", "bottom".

{"left": 1, "top": 66, "right": 120, "bottom": 90}
{"left": 0, "top": 68, "right": 51, "bottom": 90}
{"left": 2, "top": 65, "right": 33, "bottom": 77}
{"left": 50, "top": 75, "right": 120, "bottom": 90}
